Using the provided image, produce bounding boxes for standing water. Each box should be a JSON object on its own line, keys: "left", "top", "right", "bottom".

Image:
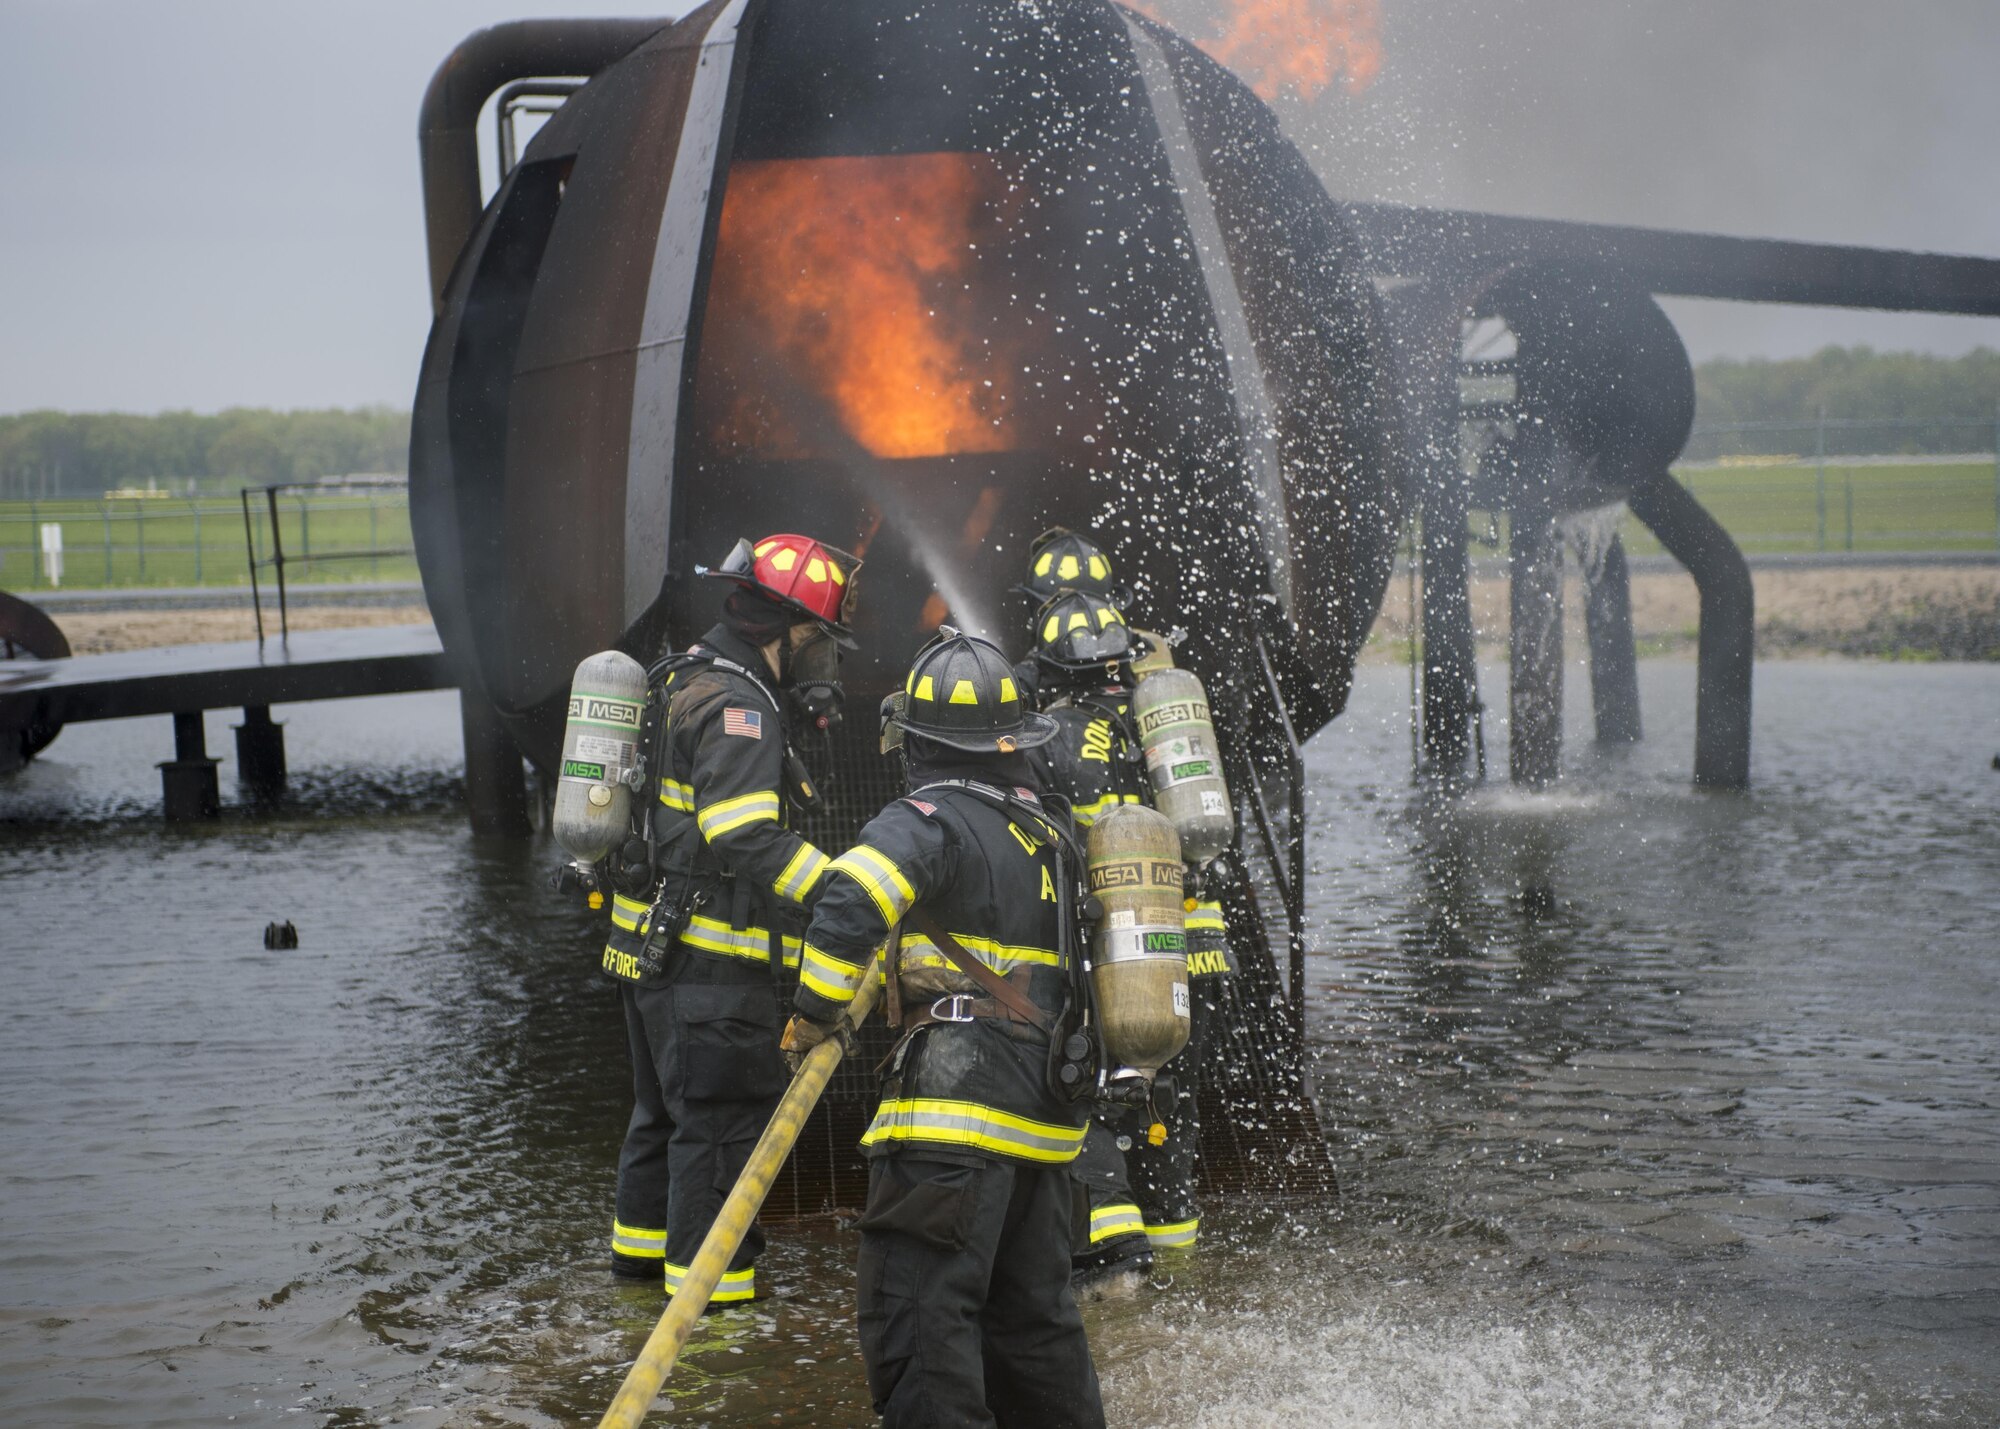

{"left": 1, "top": 658, "right": 1995, "bottom": 1425}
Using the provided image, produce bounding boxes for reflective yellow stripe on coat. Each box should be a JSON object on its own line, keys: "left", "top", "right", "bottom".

{"left": 773, "top": 843, "right": 831, "bottom": 903}
{"left": 698, "top": 790, "right": 782, "bottom": 841}
{"left": 829, "top": 844, "right": 916, "bottom": 925}
{"left": 658, "top": 777, "right": 695, "bottom": 812}
{"left": 680, "top": 914, "right": 801, "bottom": 968}
{"left": 860, "top": 1097, "right": 1085, "bottom": 1163}
{"left": 897, "top": 933, "right": 1061, "bottom": 976}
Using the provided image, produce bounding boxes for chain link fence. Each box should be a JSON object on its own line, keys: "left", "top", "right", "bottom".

{"left": 0, "top": 486, "right": 418, "bottom": 590}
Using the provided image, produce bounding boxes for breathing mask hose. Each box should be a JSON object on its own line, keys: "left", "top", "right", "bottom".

{"left": 595, "top": 949, "right": 887, "bottom": 1429}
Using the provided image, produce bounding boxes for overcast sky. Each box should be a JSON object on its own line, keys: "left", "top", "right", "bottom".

{"left": 2, "top": 0, "right": 1995, "bottom": 415}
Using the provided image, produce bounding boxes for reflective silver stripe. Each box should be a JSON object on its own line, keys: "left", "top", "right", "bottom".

{"left": 774, "top": 843, "right": 831, "bottom": 902}
{"left": 859, "top": 1098, "right": 1084, "bottom": 1162}
{"left": 800, "top": 943, "right": 865, "bottom": 1002}
{"left": 698, "top": 790, "right": 782, "bottom": 840}
{"left": 898, "top": 934, "right": 1061, "bottom": 973}
{"left": 1089, "top": 1204, "right": 1146, "bottom": 1243}
{"left": 659, "top": 777, "right": 695, "bottom": 811}
{"left": 1144, "top": 1217, "right": 1199, "bottom": 1248}
{"left": 663, "top": 1261, "right": 755, "bottom": 1301}
{"left": 830, "top": 845, "right": 915, "bottom": 924}
{"left": 612, "top": 1221, "right": 666, "bottom": 1258}
{"left": 680, "top": 915, "right": 801, "bottom": 966}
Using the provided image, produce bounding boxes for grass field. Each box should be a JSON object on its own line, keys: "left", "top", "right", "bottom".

{"left": 0, "top": 458, "right": 1994, "bottom": 592}
{"left": 0, "top": 494, "right": 418, "bottom": 590}
{"left": 1617, "top": 459, "right": 1999, "bottom": 556}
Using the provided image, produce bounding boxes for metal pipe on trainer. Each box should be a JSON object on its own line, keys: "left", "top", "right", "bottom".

{"left": 1627, "top": 468, "right": 1754, "bottom": 789}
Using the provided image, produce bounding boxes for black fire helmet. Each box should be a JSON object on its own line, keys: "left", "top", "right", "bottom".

{"left": 891, "top": 626, "right": 1059, "bottom": 754}
{"left": 1013, "top": 527, "right": 1128, "bottom": 606}
{"left": 1032, "top": 589, "right": 1139, "bottom": 674}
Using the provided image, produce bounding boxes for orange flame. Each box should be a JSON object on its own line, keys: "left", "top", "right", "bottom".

{"left": 701, "top": 154, "right": 1024, "bottom": 460}
{"left": 1126, "top": 0, "right": 1383, "bottom": 102}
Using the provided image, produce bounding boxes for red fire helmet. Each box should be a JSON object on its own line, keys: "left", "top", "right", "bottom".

{"left": 704, "top": 533, "right": 862, "bottom": 645}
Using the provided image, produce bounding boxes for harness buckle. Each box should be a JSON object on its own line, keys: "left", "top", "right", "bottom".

{"left": 930, "top": 994, "right": 977, "bottom": 1023}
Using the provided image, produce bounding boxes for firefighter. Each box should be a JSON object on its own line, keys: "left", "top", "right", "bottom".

{"left": 1010, "top": 527, "right": 1127, "bottom": 709}
{"left": 1020, "top": 590, "right": 1155, "bottom": 1291}
{"left": 603, "top": 533, "right": 860, "bottom": 1305}
{"left": 1028, "top": 591, "right": 1235, "bottom": 1258}
{"left": 782, "top": 629, "right": 1106, "bottom": 1429}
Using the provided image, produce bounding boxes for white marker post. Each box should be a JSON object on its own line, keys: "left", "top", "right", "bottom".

{"left": 39, "top": 523, "right": 63, "bottom": 589}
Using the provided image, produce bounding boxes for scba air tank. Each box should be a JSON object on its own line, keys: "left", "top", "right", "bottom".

{"left": 1131, "top": 666, "right": 1234, "bottom": 866}
{"left": 1087, "top": 803, "right": 1190, "bottom": 1081}
{"left": 554, "top": 651, "right": 649, "bottom": 863}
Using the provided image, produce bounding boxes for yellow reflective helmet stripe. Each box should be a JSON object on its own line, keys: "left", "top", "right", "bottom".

{"left": 698, "top": 789, "right": 782, "bottom": 840}
{"left": 949, "top": 679, "right": 979, "bottom": 705}
{"left": 830, "top": 844, "right": 916, "bottom": 924}
{"left": 914, "top": 675, "right": 936, "bottom": 702}
{"left": 999, "top": 677, "right": 1018, "bottom": 704}
{"left": 860, "top": 1097, "right": 1085, "bottom": 1163}
{"left": 769, "top": 547, "right": 798, "bottom": 572}
{"left": 1089, "top": 1203, "right": 1147, "bottom": 1244}
{"left": 773, "top": 843, "right": 831, "bottom": 903}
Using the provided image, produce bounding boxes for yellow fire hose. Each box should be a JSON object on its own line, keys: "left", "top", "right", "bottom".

{"left": 596, "top": 954, "right": 885, "bottom": 1429}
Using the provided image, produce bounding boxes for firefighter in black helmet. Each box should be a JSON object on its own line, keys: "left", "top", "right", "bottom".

{"left": 603, "top": 534, "right": 859, "bottom": 1305}
{"left": 1022, "top": 590, "right": 1156, "bottom": 1292}
{"left": 1010, "top": 527, "right": 1127, "bottom": 710}
{"left": 1028, "top": 590, "right": 1235, "bottom": 1261}
{"left": 782, "top": 628, "right": 1106, "bottom": 1429}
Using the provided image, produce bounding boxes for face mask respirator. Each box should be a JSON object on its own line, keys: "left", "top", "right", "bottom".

{"left": 782, "top": 628, "right": 846, "bottom": 733}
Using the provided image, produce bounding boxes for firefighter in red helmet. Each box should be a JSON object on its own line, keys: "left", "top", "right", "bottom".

{"left": 603, "top": 533, "right": 860, "bottom": 1304}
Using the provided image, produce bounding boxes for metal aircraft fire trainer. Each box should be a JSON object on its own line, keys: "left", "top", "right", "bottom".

{"left": 406, "top": 0, "right": 2000, "bottom": 1207}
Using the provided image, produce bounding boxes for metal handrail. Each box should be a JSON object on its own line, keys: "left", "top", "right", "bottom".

{"left": 240, "top": 478, "right": 412, "bottom": 646}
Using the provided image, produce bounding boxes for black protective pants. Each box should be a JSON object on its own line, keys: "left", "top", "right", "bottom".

{"left": 858, "top": 1154, "right": 1106, "bottom": 1429}
{"left": 1069, "top": 1120, "right": 1153, "bottom": 1275}
{"left": 1126, "top": 971, "right": 1228, "bottom": 1247}
{"left": 612, "top": 957, "right": 787, "bottom": 1299}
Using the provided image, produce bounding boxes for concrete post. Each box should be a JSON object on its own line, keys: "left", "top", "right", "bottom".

{"left": 1628, "top": 468, "right": 1753, "bottom": 789}
{"left": 1583, "top": 532, "right": 1643, "bottom": 744}
{"left": 1507, "top": 492, "right": 1564, "bottom": 789}
{"left": 160, "top": 711, "right": 221, "bottom": 822}
{"left": 460, "top": 688, "right": 530, "bottom": 836}
{"left": 234, "top": 704, "right": 287, "bottom": 801}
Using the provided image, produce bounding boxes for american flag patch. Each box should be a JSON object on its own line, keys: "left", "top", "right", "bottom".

{"left": 905, "top": 798, "right": 937, "bottom": 816}
{"left": 722, "top": 707, "right": 763, "bottom": 739}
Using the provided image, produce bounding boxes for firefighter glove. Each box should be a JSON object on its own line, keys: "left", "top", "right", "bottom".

{"left": 781, "top": 1013, "right": 846, "bottom": 1073}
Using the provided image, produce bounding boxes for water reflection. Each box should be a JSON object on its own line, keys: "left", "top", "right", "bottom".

{"left": 2, "top": 662, "right": 1996, "bottom": 1426}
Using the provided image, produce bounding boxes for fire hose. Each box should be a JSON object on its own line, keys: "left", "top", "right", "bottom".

{"left": 595, "top": 949, "right": 886, "bottom": 1429}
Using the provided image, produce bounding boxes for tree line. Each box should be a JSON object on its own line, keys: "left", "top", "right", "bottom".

{"left": 0, "top": 407, "right": 410, "bottom": 498}
{"left": 1, "top": 346, "right": 1993, "bottom": 497}
{"left": 1692, "top": 346, "right": 2000, "bottom": 453}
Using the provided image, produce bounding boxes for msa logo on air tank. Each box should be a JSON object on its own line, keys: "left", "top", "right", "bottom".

{"left": 566, "top": 695, "right": 643, "bottom": 729}
{"left": 1088, "top": 859, "right": 1185, "bottom": 892}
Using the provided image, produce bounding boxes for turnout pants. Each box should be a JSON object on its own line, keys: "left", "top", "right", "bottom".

{"left": 859, "top": 1154, "right": 1106, "bottom": 1429}
{"left": 1068, "top": 1121, "right": 1152, "bottom": 1275}
{"left": 612, "top": 957, "right": 787, "bottom": 1299}
{"left": 1126, "top": 970, "right": 1228, "bottom": 1249}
